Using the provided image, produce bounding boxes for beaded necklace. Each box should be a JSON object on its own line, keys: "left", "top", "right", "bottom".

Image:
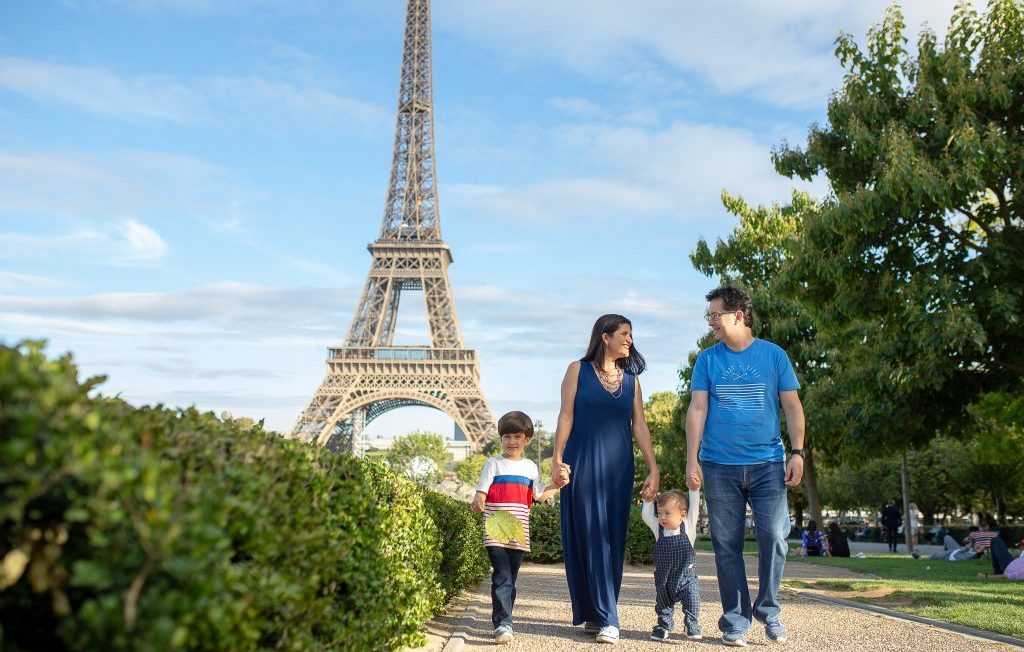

{"left": 592, "top": 361, "right": 624, "bottom": 399}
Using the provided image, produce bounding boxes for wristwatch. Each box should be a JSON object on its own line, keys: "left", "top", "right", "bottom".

{"left": 790, "top": 448, "right": 806, "bottom": 459}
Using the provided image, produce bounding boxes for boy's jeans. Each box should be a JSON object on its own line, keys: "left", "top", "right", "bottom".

{"left": 487, "top": 546, "right": 524, "bottom": 629}
{"left": 702, "top": 461, "right": 790, "bottom": 635}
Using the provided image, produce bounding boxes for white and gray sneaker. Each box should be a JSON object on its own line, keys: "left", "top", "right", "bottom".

{"left": 493, "top": 625, "right": 513, "bottom": 645}
{"left": 596, "top": 625, "right": 620, "bottom": 644}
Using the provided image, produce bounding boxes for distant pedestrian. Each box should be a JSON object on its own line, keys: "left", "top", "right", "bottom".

{"left": 881, "top": 499, "right": 902, "bottom": 553}
{"left": 908, "top": 502, "right": 920, "bottom": 551}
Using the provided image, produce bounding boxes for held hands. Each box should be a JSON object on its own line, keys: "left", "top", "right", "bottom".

{"left": 685, "top": 460, "right": 702, "bottom": 491}
{"left": 785, "top": 454, "right": 804, "bottom": 487}
{"left": 639, "top": 470, "right": 660, "bottom": 502}
{"left": 551, "top": 462, "right": 572, "bottom": 488}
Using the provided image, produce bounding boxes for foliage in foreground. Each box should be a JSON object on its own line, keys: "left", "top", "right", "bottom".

{"left": 0, "top": 341, "right": 488, "bottom": 651}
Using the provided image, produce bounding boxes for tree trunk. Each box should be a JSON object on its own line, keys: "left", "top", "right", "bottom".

{"left": 803, "top": 448, "right": 824, "bottom": 528}
{"left": 901, "top": 450, "right": 913, "bottom": 553}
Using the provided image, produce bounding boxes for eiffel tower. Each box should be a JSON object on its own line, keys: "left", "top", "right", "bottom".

{"left": 289, "top": 0, "right": 497, "bottom": 454}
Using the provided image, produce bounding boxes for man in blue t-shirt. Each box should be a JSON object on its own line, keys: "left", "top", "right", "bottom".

{"left": 685, "top": 286, "right": 806, "bottom": 647}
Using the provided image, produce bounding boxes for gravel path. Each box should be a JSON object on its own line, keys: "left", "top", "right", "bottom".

{"left": 427, "top": 551, "right": 1020, "bottom": 651}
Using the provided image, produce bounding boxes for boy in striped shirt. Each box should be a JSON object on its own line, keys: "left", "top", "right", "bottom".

{"left": 471, "top": 411, "right": 569, "bottom": 645}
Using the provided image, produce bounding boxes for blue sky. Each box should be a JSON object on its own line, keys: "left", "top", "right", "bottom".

{"left": 0, "top": 0, "right": 978, "bottom": 438}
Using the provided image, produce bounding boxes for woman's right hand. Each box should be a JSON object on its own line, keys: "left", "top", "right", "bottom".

{"left": 551, "top": 460, "right": 570, "bottom": 488}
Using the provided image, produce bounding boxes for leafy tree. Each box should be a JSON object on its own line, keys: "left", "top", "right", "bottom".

{"left": 635, "top": 391, "right": 682, "bottom": 494}
{"left": 773, "top": 1, "right": 1024, "bottom": 461}
{"left": 455, "top": 453, "right": 487, "bottom": 486}
{"left": 965, "top": 385, "right": 1024, "bottom": 523}
{"left": 387, "top": 431, "right": 449, "bottom": 485}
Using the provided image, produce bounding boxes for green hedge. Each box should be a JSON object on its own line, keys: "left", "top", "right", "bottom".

{"left": 526, "top": 502, "right": 655, "bottom": 565}
{"left": 0, "top": 341, "right": 487, "bottom": 651}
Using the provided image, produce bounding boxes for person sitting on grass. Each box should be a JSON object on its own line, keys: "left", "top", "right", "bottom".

{"left": 797, "top": 520, "right": 827, "bottom": 557}
{"left": 978, "top": 537, "right": 1024, "bottom": 580}
{"left": 963, "top": 517, "right": 999, "bottom": 555}
{"left": 825, "top": 522, "right": 850, "bottom": 558}
{"left": 913, "top": 526, "right": 978, "bottom": 561}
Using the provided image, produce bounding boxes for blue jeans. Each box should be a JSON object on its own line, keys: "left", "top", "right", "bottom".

{"left": 487, "top": 546, "right": 524, "bottom": 629}
{"left": 702, "top": 461, "right": 790, "bottom": 635}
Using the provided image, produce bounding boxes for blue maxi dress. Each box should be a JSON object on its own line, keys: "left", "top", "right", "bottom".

{"left": 560, "top": 362, "right": 636, "bottom": 628}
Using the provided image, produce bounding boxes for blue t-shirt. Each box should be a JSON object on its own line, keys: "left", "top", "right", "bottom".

{"left": 691, "top": 338, "right": 800, "bottom": 464}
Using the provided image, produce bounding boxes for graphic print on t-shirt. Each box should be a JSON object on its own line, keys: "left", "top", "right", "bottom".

{"left": 717, "top": 364, "right": 765, "bottom": 412}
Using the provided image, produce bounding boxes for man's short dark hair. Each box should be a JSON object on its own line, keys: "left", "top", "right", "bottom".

{"left": 497, "top": 411, "right": 534, "bottom": 439}
{"left": 705, "top": 285, "right": 754, "bottom": 328}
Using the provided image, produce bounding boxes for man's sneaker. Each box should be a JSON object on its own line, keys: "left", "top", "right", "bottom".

{"left": 650, "top": 625, "right": 669, "bottom": 641}
{"left": 765, "top": 620, "right": 788, "bottom": 643}
{"left": 722, "top": 631, "right": 748, "bottom": 647}
{"left": 595, "top": 625, "right": 619, "bottom": 644}
{"left": 583, "top": 621, "right": 600, "bottom": 634}
{"left": 493, "top": 625, "right": 513, "bottom": 645}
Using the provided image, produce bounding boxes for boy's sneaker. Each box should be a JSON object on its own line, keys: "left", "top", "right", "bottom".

{"left": 650, "top": 625, "right": 669, "bottom": 641}
{"left": 583, "top": 622, "right": 600, "bottom": 634}
{"left": 493, "top": 625, "right": 513, "bottom": 644}
{"left": 595, "top": 625, "right": 619, "bottom": 644}
{"left": 685, "top": 625, "right": 703, "bottom": 640}
{"left": 722, "top": 631, "right": 748, "bottom": 647}
{"left": 765, "top": 620, "right": 788, "bottom": 643}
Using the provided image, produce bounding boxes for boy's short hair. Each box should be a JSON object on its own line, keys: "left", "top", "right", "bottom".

{"left": 655, "top": 489, "right": 689, "bottom": 512}
{"left": 497, "top": 411, "right": 534, "bottom": 439}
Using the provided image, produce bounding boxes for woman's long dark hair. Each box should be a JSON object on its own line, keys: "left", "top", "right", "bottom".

{"left": 581, "top": 314, "right": 646, "bottom": 375}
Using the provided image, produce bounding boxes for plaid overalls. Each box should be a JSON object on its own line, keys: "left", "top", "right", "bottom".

{"left": 653, "top": 524, "right": 701, "bottom": 632}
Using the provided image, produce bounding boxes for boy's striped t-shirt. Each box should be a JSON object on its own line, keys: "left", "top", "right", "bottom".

{"left": 475, "top": 456, "right": 544, "bottom": 552}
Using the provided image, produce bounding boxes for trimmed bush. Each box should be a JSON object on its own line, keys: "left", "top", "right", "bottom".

{"left": 0, "top": 341, "right": 487, "bottom": 651}
{"left": 526, "top": 501, "right": 563, "bottom": 563}
{"left": 419, "top": 489, "right": 489, "bottom": 601}
{"left": 526, "top": 502, "right": 656, "bottom": 565}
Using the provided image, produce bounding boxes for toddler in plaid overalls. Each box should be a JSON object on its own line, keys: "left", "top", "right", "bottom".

{"left": 642, "top": 489, "right": 702, "bottom": 641}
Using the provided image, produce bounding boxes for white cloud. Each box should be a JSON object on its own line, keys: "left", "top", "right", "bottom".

{"left": 120, "top": 219, "right": 168, "bottom": 261}
{"left": 0, "top": 219, "right": 168, "bottom": 266}
{"left": 0, "top": 57, "right": 201, "bottom": 123}
{"left": 0, "top": 56, "right": 386, "bottom": 129}
{"left": 0, "top": 282, "right": 352, "bottom": 324}
{"left": 447, "top": 119, "right": 823, "bottom": 226}
{"left": 0, "top": 271, "right": 70, "bottom": 291}
{"left": 436, "top": 1, "right": 986, "bottom": 109}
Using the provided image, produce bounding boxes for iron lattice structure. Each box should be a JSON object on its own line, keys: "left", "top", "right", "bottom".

{"left": 288, "top": 0, "right": 496, "bottom": 453}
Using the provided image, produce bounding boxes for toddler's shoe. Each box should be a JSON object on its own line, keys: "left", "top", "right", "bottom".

{"left": 650, "top": 625, "right": 669, "bottom": 641}
{"left": 595, "top": 625, "right": 619, "bottom": 644}
{"left": 685, "top": 624, "right": 702, "bottom": 640}
{"left": 493, "top": 625, "right": 513, "bottom": 645}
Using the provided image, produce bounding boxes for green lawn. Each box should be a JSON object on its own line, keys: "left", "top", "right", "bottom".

{"left": 784, "top": 554, "right": 1024, "bottom": 639}
{"left": 693, "top": 538, "right": 761, "bottom": 554}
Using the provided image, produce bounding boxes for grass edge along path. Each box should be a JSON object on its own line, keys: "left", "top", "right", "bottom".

{"left": 783, "top": 553, "right": 1024, "bottom": 640}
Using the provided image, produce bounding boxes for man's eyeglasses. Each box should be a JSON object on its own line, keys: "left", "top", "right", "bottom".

{"left": 704, "top": 310, "right": 737, "bottom": 322}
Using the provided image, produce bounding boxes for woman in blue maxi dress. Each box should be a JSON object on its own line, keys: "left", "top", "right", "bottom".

{"left": 551, "top": 314, "right": 660, "bottom": 642}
